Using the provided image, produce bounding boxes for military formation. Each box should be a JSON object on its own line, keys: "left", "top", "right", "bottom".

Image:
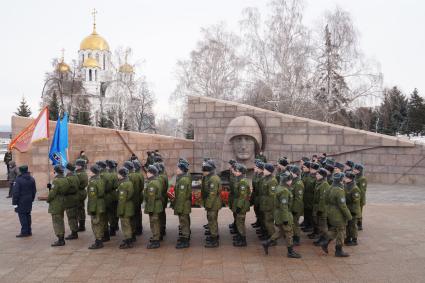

{"left": 46, "top": 151, "right": 367, "bottom": 258}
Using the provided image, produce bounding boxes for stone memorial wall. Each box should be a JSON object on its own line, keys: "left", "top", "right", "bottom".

{"left": 187, "top": 95, "right": 425, "bottom": 185}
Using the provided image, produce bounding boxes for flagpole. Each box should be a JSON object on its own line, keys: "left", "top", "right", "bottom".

{"left": 47, "top": 134, "right": 51, "bottom": 185}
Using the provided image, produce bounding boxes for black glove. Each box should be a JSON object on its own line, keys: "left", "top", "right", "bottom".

{"left": 47, "top": 183, "right": 52, "bottom": 190}
{"left": 283, "top": 221, "right": 289, "bottom": 225}
{"left": 317, "top": 211, "right": 322, "bottom": 217}
{"left": 236, "top": 207, "right": 241, "bottom": 214}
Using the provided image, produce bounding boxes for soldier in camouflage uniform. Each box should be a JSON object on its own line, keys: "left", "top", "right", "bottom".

{"left": 354, "top": 164, "right": 367, "bottom": 231}
{"left": 123, "top": 161, "right": 142, "bottom": 242}
{"left": 144, "top": 165, "right": 163, "bottom": 249}
{"left": 171, "top": 159, "right": 192, "bottom": 249}
{"left": 251, "top": 160, "right": 264, "bottom": 229}
{"left": 228, "top": 160, "right": 238, "bottom": 234}
{"left": 344, "top": 160, "right": 355, "bottom": 172}
{"left": 64, "top": 163, "right": 80, "bottom": 240}
{"left": 288, "top": 165, "right": 304, "bottom": 246}
{"left": 344, "top": 171, "right": 361, "bottom": 246}
{"left": 232, "top": 163, "right": 251, "bottom": 247}
{"left": 105, "top": 160, "right": 120, "bottom": 236}
{"left": 155, "top": 161, "right": 169, "bottom": 239}
{"left": 133, "top": 160, "right": 145, "bottom": 236}
{"left": 259, "top": 163, "right": 278, "bottom": 242}
{"left": 321, "top": 172, "right": 352, "bottom": 257}
{"left": 47, "top": 165, "right": 70, "bottom": 247}
{"left": 87, "top": 164, "right": 106, "bottom": 249}
{"left": 312, "top": 168, "right": 330, "bottom": 246}
{"left": 202, "top": 160, "right": 222, "bottom": 248}
{"left": 262, "top": 171, "right": 301, "bottom": 258}
{"left": 301, "top": 161, "right": 315, "bottom": 233}
{"left": 308, "top": 162, "right": 321, "bottom": 239}
{"left": 117, "top": 167, "right": 135, "bottom": 249}
{"left": 75, "top": 159, "right": 88, "bottom": 232}
{"left": 275, "top": 157, "right": 289, "bottom": 184}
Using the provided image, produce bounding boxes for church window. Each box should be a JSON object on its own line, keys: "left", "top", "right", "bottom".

{"left": 103, "top": 54, "right": 106, "bottom": 70}
{"left": 82, "top": 54, "right": 84, "bottom": 62}
{"left": 95, "top": 70, "right": 98, "bottom": 81}
{"left": 89, "top": 69, "right": 92, "bottom": 81}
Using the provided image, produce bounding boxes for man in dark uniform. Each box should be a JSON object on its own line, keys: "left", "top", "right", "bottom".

{"left": 4, "top": 150, "right": 12, "bottom": 174}
{"left": 105, "top": 160, "right": 119, "bottom": 236}
{"left": 64, "top": 163, "right": 80, "bottom": 240}
{"left": 7, "top": 161, "right": 19, "bottom": 198}
{"left": 155, "top": 162, "right": 168, "bottom": 239}
{"left": 75, "top": 159, "right": 88, "bottom": 232}
{"left": 343, "top": 171, "right": 361, "bottom": 246}
{"left": 301, "top": 161, "right": 315, "bottom": 233}
{"left": 12, "top": 165, "right": 36, "bottom": 237}
{"left": 202, "top": 160, "right": 222, "bottom": 248}
{"left": 47, "top": 165, "right": 70, "bottom": 247}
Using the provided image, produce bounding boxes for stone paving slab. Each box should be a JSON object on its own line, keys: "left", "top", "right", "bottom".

{"left": 1, "top": 186, "right": 425, "bottom": 282}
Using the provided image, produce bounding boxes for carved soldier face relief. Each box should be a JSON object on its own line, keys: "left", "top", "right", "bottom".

{"left": 231, "top": 135, "right": 256, "bottom": 161}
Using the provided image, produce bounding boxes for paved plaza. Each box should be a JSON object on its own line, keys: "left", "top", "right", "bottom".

{"left": 1, "top": 185, "right": 425, "bottom": 282}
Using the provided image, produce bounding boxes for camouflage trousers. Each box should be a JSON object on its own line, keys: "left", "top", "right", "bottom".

{"left": 292, "top": 213, "right": 301, "bottom": 238}
{"left": 65, "top": 206, "right": 79, "bottom": 232}
{"left": 149, "top": 213, "right": 160, "bottom": 241}
{"left": 270, "top": 223, "right": 294, "bottom": 247}
{"left": 235, "top": 213, "right": 246, "bottom": 237}
{"left": 91, "top": 213, "right": 106, "bottom": 240}
{"left": 51, "top": 213, "right": 65, "bottom": 237}
{"left": 327, "top": 225, "right": 346, "bottom": 246}
{"left": 347, "top": 218, "right": 358, "bottom": 239}
{"left": 120, "top": 217, "right": 133, "bottom": 239}
{"left": 316, "top": 216, "right": 328, "bottom": 238}
{"left": 206, "top": 210, "right": 219, "bottom": 237}
{"left": 178, "top": 214, "right": 191, "bottom": 238}
{"left": 77, "top": 202, "right": 86, "bottom": 222}
{"left": 263, "top": 211, "right": 275, "bottom": 237}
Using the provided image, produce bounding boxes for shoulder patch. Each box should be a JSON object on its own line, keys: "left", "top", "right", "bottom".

{"left": 340, "top": 197, "right": 346, "bottom": 203}
{"left": 240, "top": 186, "right": 246, "bottom": 190}
{"left": 210, "top": 183, "right": 215, "bottom": 188}
{"left": 354, "top": 192, "right": 359, "bottom": 197}
{"left": 148, "top": 187, "right": 155, "bottom": 192}
{"left": 180, "top": 185, "right": 185, "bottom": 190}
{"left": 281, "top": 198, "right": 287, "bottom": 204}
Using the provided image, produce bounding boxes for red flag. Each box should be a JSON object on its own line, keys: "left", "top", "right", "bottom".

{"left": 9, "top": 107, "right": 50, "bottom": 152}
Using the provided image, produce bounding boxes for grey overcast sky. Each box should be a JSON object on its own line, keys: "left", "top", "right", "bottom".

{"left": 1, "top": 0, "right": 424, "bottom": 127}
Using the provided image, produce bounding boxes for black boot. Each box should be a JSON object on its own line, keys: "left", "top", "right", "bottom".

{"left": 176, "top": 238, "right": 190, "bottom": 249}
{"left": 346, "top": 238, "right": 358, "bottom": 246}
{"left": 229, "top": 223, "right": 236, "bottom": 229}
{"left": 308, "top": 232, "right": 319, "bottom": 239}
{"left": 344, "top": 237, "right": 352, "bottom": 245}
{"left": 205, "top": 237, "right": 219, "bottom": 248}
{"left": 313, "top": 236, "right": 324, "bottom": 246}
{"left": 293, "top": 235, "right": 300, "bottom": 246}
{"left": 233, "top": 236, "right": 247, "bottom": 247}
{"left": 233, "top": 234, "right": 242, "bottom": 242}
{"left": 335, "top": 245, "right": 350, "bottom": 257}
{"left": 109, "top": 226, "right": 116, "bottom": 237}
{"left": 230, "top": 228, "right": 238, "bottom": 235}
{"left": 287, "top": 246, "right": 302, "bottom": 258}
{"left": 203, "top": 224, "right": 209, "bottom": 229}
{"left": 147, "top": 240, "right": 160, "bottom": 249}
{"left": 78, "top": 220, "right": 86, "bottom": 232}
{"left": 251, "top": 221, "right": 261, "bottom": 228}
{"left": 204, "top": 230, "right": 211, "bottom": 236}
{"left": 65, "top": 231, "right": 78, "bottom": 240}
{"left": 320, "top": 239, "right": 331, "bottom": 254}
{"left": 262, "top": 239, "right": 272, "bottom": 255}
{"left": 102, "top": 231, "right": 110, "bottom": 242}
{"left": 119, "top": 239, "right": 133, "bottom": 249}
{"left": 258, "top": 234, "right": 269, "bottom": 241}
{"left": 51, "top": 236, "right": 65, "bottom": 247}
{"left": 88, "top": 239, "right": 104, "bottom": 249}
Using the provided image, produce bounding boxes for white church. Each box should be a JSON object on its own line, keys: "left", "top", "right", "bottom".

{"left": 51, "top": 9, "right": 135, "bottom": 125}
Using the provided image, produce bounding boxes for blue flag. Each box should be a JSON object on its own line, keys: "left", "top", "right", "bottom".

{"left": 49, "top": 113, "right": 69, "bottom": 166}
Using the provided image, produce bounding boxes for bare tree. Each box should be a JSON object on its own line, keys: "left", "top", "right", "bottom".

{"left": 312, "top": 7, "right": 382, "bottom": 122}
{"left": 240, "top": 0, "right": 314, "bottom": 115}
{"left": 132, "top": 77, "right": 156, "bottom": 133}
{"left": 172, "top": 23, "right": 245, "bottom": 102}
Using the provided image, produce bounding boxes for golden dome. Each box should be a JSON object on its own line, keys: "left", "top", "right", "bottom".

{"left": 80, "top": 29, "right": 110, "bottom": 51}
{"left": 119, "top": 63, "right": 134, "bottom": 73}
{"left": 82, "top": 57, "right": 99, "bottom": 68}
{"left": 57, "top": 61, "right": 70, "bottom": 73}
